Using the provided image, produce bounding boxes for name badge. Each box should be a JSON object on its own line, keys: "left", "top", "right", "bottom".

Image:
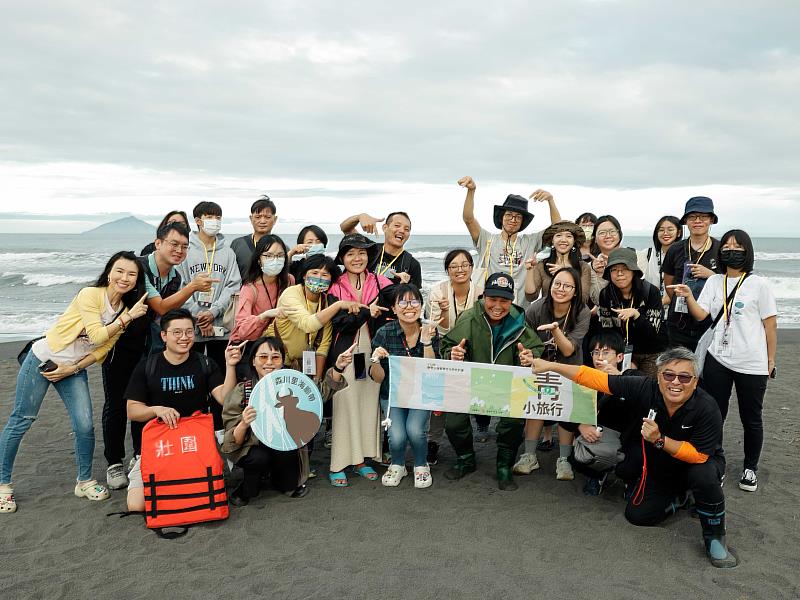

{"left": 302, "top": 350, "right": 317, "bottom": 376}
{"left": 197, "top": 288, "right": 215, "bottom": 305}
{"left": 674, "top": 296, "right": 688, "bottom": 314}
{"left": 716, "top": 326, "right": 733, "bottom": 357}
{"left": 622, "top": 344, "right": 634, "bottom": 371}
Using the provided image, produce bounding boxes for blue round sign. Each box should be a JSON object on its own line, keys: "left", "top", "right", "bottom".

{"left": 249, "top": 369, "right": 323, "bottom": 451}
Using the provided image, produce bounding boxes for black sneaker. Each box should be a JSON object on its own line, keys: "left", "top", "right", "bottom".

{"left": 739, "top": 468, "right": 758, "bottom": 492}
{"left": 427, "top": 441, "right": 440, "bottom": 466}
{"left": 583, "top": 473, "right": 607, "bottom": 496}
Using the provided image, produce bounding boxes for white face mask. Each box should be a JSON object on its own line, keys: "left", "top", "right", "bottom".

{"left": 202, "top": 218, "right": 221, "bottom": 236}
{"left": 306, "top": 243, "right": 326, "bottom": 257}
{"left": 261, "top": 257, "right": 284, "bottom": 276}
{"left": 581, "top": 226, "right": 594, "bottom": 240}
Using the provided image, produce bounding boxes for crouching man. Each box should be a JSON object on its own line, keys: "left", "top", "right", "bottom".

{"left": 531, "top": 347, "right": 736, "bottom": 568}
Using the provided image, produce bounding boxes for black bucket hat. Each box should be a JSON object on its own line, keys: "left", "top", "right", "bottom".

{"left": 680, "top": 196, "right": 718, "bottom": 225}
{"left": 602, "top": 247, "right": 643, "bottom": 281}
{"left": 493, "top": 195, "right": 534, "bottom": 231}
{"left": 335, "top": 233, "right": 379, "bottom": 265}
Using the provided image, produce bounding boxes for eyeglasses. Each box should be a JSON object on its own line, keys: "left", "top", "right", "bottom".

{"left": 596, "top": 229, "right": 619, "bottom": 238}
{"left": 262, "top": 253, "right": 286, "bottom": 260}
{"left": 551, "top": 282, "right": 575, "bottom": 291}
{"left": 657, "top": 227, "right": 678, "bottom": 235}
{"left": 685, "top": 214, "right": 711, "bottom": 222}
{"left": 660, "top": 371, "right": 695, "bottom": 384}
{"left": 165, "top": 240, "right": 190, "bottom": 252}
{"left": 255, "top": 353, "right": 282, "bottom": 361}
{"left": 448, "top": 263, "right": 473, "bottom": 272}
{"left": 590, "top": 349, "right": 617, "bottom": 358}
{"left": 397, "top": 299, "right": 421, "bottom": 309}
{"left": 609, "top": 267, "right": 630, "bottom": 276}
{"left": 504, "top": 213, "right": 523, "bottom": 222}
{"left": 166, "top": 329, "right": 195, "bottom": 338}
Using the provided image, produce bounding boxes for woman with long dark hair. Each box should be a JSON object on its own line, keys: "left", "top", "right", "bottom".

{"left": 669, "top": 229, "right": 777, "bottom": 493}
{"left": 595, "top": 247, "right": 668, "bottom": 375}
{"left": 588, "top": 215, "right": 624, "bottom": 303}
{"left": 525, "top": 220, "right": 592, "bottom": 303}
{"left": 0, "top": 251, "right": 149, "bottom": 513}
{"left": 516, "top": 267, "right": 591, "bottom": 480}
{"left": 638, "top": 215, "right": 682, "bottom": 315}
{"left": 231, "top": 234, "right": 296, "bottom": 342}
{"left": 575, "top": 212, "right": 597, "bottom": 263}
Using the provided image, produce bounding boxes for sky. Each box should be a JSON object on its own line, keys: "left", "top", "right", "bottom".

{"left": 1, "top": 1, "right": 799, "bottom": 235}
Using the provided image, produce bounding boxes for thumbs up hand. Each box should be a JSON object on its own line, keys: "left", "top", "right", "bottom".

{"left": 450, "top": 338, "right": 467, "bottom": 362}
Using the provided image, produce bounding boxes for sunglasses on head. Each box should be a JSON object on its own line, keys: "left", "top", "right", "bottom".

{"left": 660, "top": 371, "right": 695, "bottom": 384}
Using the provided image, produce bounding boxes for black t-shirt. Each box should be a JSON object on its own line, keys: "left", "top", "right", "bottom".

{"left": 596, "top": 281, "right": 668, "bottom": 354}
{"left": 607, "top": 375, "right": 723, "bottom": 473}
{"left": 369, "top": 248, "right": 422, "bottom": 288}
{"left": 662, "top": 237, "right": 721, "bottom": 326}
{"left": 125, "top": 352, "right": 224, "bottom": 417}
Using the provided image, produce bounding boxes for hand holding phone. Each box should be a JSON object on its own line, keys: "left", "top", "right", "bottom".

{"left": 38, "top": 360, "right": 58, "bottom": 373}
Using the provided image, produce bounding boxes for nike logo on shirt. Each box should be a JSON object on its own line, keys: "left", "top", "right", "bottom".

{"left": 681, "top": 425, "right": 693, "bottom": 429}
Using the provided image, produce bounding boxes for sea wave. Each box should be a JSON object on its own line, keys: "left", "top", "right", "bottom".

{"left": 16, "top": 273, "right": 95, "bottom": 287}
{"left": 766, "top": 277, "right": 800, "bottom": 299}
{"left": 755, "top": 252, "right": 800, "bottom": 261}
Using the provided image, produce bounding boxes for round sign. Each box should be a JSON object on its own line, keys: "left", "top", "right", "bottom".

{"left": 249, "top": 369, "right": 323, "bottom": 451}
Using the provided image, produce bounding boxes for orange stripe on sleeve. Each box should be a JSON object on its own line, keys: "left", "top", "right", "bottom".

{"left": 575, "top": 366, "right": 612, "bottom": 395}
{"left": 673, "top": 441, "right": 708, "bottom": 464}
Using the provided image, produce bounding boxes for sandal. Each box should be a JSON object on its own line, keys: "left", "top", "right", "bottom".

{"left": 74, "top": 479, "right": 110, "bottom": 501}
{"left": 354, "top": 463, "right": 379, "bottom": 481}
{"left": 328, "top": 471, "right": 349, "bottom": 487}
{"left": 0, "top": 484, "right": 16, "bottom": 513}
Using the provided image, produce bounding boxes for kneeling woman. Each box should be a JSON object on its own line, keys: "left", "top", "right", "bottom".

{"left": 0, "top": 251, "right": 148, "bottom": 513}
{"left": 222, "top": 337, "right": 310, "bottom": 505}
{"left": 370, "top": 284, "right": 440, "bottom": 488}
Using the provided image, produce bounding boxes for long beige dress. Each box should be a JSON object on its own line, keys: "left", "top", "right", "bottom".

{"left": 328, "top": 323, "right": 382, "bottom": 473}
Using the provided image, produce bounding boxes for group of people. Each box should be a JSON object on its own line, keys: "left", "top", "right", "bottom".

{"left": 0, "top": 182, "right": 778, "bottom": 568}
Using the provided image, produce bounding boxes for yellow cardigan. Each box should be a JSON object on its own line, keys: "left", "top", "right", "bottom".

{"left": 45, "top": 286, "right": 127, "bottom": 363}
{"left": 266, "top": 284, "right": 332, "bottom": 363}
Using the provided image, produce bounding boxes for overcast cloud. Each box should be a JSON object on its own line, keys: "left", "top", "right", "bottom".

{"left": 1, "top": 1, "right": 799, "bottom": 233}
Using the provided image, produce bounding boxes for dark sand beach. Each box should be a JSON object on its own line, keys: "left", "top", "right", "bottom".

{"left": 1, "top": 334, "right": 798, "bottom": 600}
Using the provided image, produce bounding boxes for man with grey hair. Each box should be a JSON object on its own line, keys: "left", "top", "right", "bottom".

{"left": 532, "top": 346, "right": 736, "bottom": 568}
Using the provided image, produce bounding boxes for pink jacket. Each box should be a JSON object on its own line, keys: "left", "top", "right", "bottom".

{"left": 231, "top": 276, "right": 295, "bottom": 341}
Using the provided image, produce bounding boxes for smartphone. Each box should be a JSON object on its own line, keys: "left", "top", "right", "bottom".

{"left": 38, "top": 360, "right": 58, "bottom": 373}
{"left": 353, "top": 352, "right": 367, "bottom": 380}
{"left": 770, "top": 367, "right": 777, "bottom": 380}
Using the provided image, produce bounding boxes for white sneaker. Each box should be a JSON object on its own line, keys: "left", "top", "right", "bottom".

{"left": 414, "top": 465, "right": 432, "bottom": 489}
{"left": 739, "top": 468, "right": 758, "bottom": 492}
{"left": 512, "top": 452, "right": 540, "bottom": 475}
{"left": 0, "top": 484, "right": 16, "bottom": 514}
{"left": 128, "top": 455, "right": 139, "bottom": 472}
{"left": 381, "top": 465, "right": 407, "bottom": 487}
{"left": 556, "top": 457, "right": 574, "bottom": 481}
{"left": 74, "top": 479, "right": 110, "bottom": 501}
{"left": 106, "top": 464, "right": 129, "bottom": 490}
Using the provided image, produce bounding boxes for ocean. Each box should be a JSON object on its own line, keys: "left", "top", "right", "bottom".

{"left": 1, "top": 232, "right": 798, "bottom": 342}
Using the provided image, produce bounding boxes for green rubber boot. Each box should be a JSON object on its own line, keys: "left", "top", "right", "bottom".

{"left": 444, "top": 452, "right": 477, "bottom": 481}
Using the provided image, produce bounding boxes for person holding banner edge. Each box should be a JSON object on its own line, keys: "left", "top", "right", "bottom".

{"left": 531, "top": 348, "right": 737, "bottom": 568}
{"left": 440, "top": 272, "right": 544, "bottom": 491}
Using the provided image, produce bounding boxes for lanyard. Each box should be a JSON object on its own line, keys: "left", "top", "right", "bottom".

{"left": 376, "top": 247, "right": 404, "bottom": 277}
{"left": 452, "top": 285, "right": 472, "bottom": 321}
{"left": 503, "top": 234, "right": 518, "bottom": 277}
{"left": 399, "top": 331, "right": 418, "bottom": 357}
{"left": 624, "top": 297, "right": 634, "bottom": 344}
{"left": 687, "top": 237, "right": 710, "bottom": 268}
{"left": 722, "top": 273, "right": 746, "bottom": 327}
{"left": 202, "top": 239, "right": 217, "bottom": 276}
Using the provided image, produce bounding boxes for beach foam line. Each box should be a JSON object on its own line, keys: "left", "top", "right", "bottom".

{"left": 19, "top": 273, "right": 95, "bottom": 287}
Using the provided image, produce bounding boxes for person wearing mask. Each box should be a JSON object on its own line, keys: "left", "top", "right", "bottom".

{"left": 370, "top": 284, "right": 440, "bottom": 488}
{"left": 575, "top": 212, "right": 597, "bottom": 263}
{"left": 425, "top": 249, "right": 484, "bottom": 460}
{"left": 668, "top": 229, "right": 777, "bottom": 493}
{"left": 176, "top": 201, "right": 241, "bottom": 430}
{"left": 231, "top": 196, "right": 278, "bottom": 279}
{"left": 637, "top": 216, "right": 683, "bottom": 318}
{"left": 324, "top": 234, "right": 395, "bottom": 487}
{"left": 588, "top": 215, "right": 624, "bottom": 304}
{"left": 288, "top": 225, "right": 329, "bottom": 282}
{"left": 515, "top": 267, "right": 591, "bottom": 481}
{"left": 340, "top": 211, "right": 422, "bottom": 288}
{"left": 440, "top": 273, "right": 544, "bottom": 491}
{"left": 662, "top": 197, "right": 722, "bottom": 351}
{"left": 222, "top": 336, "right": 311, "bottom": 505}
{"left": 524, "top": 220, "right": 592, "bottom": 304}
{"left": 459, "top": 175, "right": 561, "bottom": 306}
{"left": 231, "top": 234, "right": 295, "bottom": 343}
{"left": 140, "top": 210, "right": 190, "bottom": 256}
{"left": 596, "top": 247, "right": 668, "bottom": 375}
{"left": 0, "top": 252, "right": 149, "bottom": 513}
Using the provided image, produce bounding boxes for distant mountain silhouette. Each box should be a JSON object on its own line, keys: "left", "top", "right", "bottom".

{"left": 84, "top": 216, "right": 155, "bottom": 236}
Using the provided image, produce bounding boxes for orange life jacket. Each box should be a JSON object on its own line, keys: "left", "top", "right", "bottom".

{"left": 141, "top": 412, "right": 228, "bottom": 530}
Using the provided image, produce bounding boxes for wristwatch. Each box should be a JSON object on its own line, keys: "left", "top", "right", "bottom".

{"left": 654, "top": 436, "right": 665, "bottom": 450}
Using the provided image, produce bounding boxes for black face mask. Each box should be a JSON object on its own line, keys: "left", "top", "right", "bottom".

{"left": 721, "top": 248, "right": 747, "bottom": 269}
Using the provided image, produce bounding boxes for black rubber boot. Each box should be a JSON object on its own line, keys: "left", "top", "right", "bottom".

{"left": 444, "top": 452, "right": 477, "bottom": 481}
{"left": 697, "top": 501, "right": 738, "bottom": 568}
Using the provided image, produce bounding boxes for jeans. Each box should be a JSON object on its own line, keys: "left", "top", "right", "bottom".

{"left": 0, "top": 350, "right": 95, "bottom": 483}
{"left": 701, "top": 353, "right": 768, "bottom": 471}
{"left": 381, "top": 399, "right": 429, "bottom": 468}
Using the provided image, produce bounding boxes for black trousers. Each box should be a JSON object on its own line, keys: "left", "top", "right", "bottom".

{"left": 193, "top": 340, "right": 228, "bottom": 430}
{"left": 236, "top": 444, "right": 302, "bottom": 495}
{"left": 701, "top": 353, "right": 768, "bottom": 471}
{"left": 618, "top": 442, "right": 725, "bottom": 526}
{"left": 666, "top": 323, "right": 702, "bottom": 352}
{"left": 101, "top": 348, "right": 145, "bottom": 466}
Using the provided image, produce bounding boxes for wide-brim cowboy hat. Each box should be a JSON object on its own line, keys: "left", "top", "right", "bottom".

{"left": 542, "top": 220, "right": 586, "bottom": 248}
{"left": 493, "top": 194, "right": 534, "bottom": 231}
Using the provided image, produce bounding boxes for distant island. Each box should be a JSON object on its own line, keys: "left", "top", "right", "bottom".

{"left": 84, "top": 216, "right": 155, "bottom": 236}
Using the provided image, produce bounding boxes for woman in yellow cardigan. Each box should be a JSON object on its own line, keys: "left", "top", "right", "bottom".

{"left": 0, "top": 251, "right": 149, "bottom": 514}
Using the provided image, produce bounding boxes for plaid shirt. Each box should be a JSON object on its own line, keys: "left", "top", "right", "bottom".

{"left": 371, "top": 320, "right": 440, "bottom": 401}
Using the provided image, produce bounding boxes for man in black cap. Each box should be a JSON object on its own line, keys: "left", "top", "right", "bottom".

{"left": 440, "top": 272, "right": 543, "bottom": 491}
{"left": 459, "top": 176, "right": 561, "bottom": 307}
{"left": 662, "top": 197, "right": 722, "bottom": 350}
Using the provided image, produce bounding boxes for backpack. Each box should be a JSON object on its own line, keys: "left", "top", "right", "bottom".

{"left": 140, "top": 411, "right": 229, "bottom": 537}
